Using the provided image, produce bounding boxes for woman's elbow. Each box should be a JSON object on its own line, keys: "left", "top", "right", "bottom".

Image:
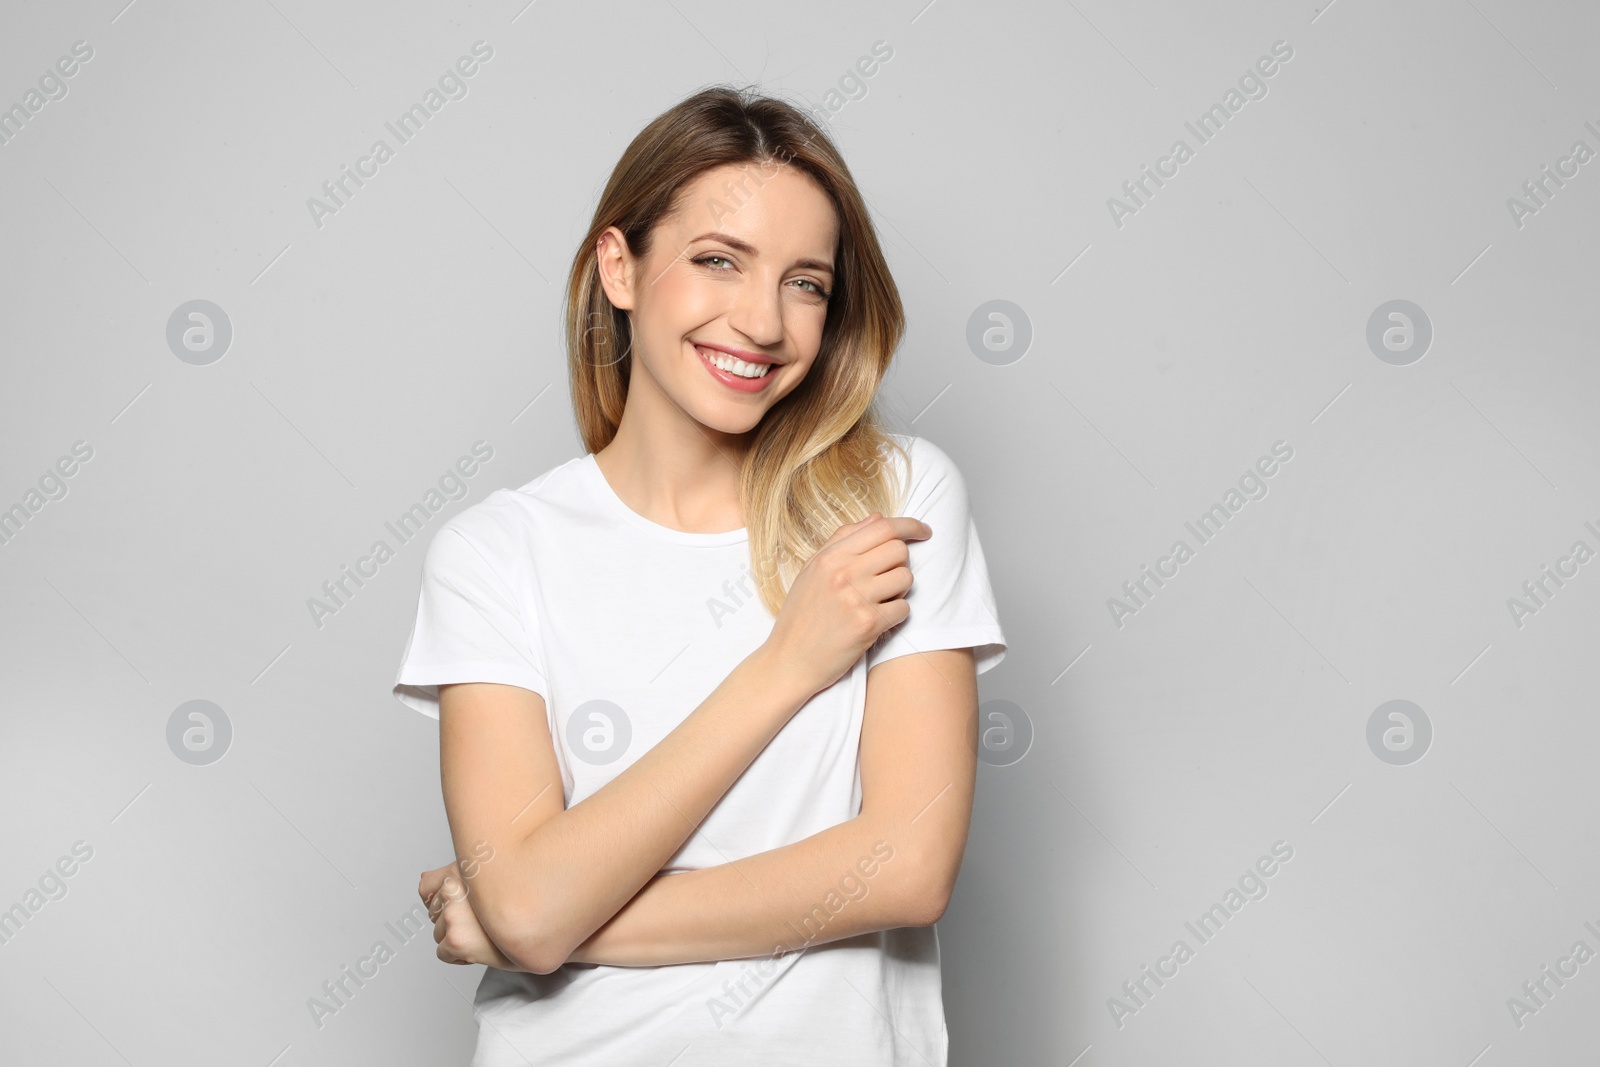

{"left": 510, "top": 928, "right": 570, "bottom": 975}
{"left": 475, "top": 887, "right": 569, "bottom": 974}
{"left": 900, "top": 841, "right": 960, "bottom": 927}
{"left": 505, "top": 912, "right": 573, "bottom": 974}
{"left": 903, "top": 879, "right": 952, "bottom": 928}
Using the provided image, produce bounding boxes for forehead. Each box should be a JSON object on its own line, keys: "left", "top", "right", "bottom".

{"left": 660, "top": 162, "right": 838, "bottom": 257}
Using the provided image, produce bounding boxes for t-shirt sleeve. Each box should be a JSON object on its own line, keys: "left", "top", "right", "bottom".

{"left": 866, "top": 437, "right": 1008, "bottom": 676}
{"left": 392, "top": 513, "right": 550, "bottom": 720}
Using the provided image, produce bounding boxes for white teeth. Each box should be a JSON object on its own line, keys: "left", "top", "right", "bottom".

{"left": 699, "top": 346, "right": 772, "bottom": 379}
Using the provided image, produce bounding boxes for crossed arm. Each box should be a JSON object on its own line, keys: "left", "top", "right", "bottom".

{"left": 424, "top": 647, "right": 980, "bottom": 971}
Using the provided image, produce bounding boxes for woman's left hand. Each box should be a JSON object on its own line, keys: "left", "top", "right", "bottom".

{"left": 420, "top": 861, "right": 522, "bottom": 970}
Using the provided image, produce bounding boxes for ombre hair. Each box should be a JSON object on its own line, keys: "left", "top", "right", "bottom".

{"left": 564, "top": 85, "right": 910, "bottom": 616}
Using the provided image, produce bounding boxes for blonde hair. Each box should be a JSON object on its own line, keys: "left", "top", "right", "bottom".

{"left": 564, "top": 85, "right": 910, "bottom": 616}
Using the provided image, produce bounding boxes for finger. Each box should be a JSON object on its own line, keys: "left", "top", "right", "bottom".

{"left": 885, "top": 515, "right": 932, "bottom": 541}
{"left": 434, "top": 891, "right": 467, "bottom": 945}
{"left": 419, "top": 864, "right": 451, "bottom": 901}
{"left": 857, "top": 542, "right": 915, "bottom": 600}
{"left": 438, "top": 874, "right": 467, "bottom": 907}
{"left": 423, "top": 875, "right": 457, "bottom": 918}
{"left": 818, "top": 512, "right": 880, "bottom": 548}
{"left": 836, "top": 515, "right": 930, "bottom": 556}
{"left": 436, "top": 880, "right": 476, "bottom": 942}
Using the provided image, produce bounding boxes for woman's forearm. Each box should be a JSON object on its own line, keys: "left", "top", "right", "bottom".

{"left": 561, "top": 812, "right": 933, "bottom": 968}
{"left": 484, "top": 643, "right": 819, "bottom": 972}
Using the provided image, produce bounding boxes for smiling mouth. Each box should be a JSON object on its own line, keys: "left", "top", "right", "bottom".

{"left": 694, "top": 344, "right": 777, "bottom": 379}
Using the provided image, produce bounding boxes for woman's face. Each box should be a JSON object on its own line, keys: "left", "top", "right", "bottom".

{"left": 597, "top": 160, "right": 840, "bottom": 438}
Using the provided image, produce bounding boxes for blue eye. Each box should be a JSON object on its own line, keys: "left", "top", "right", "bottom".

{"left": 692, "top": 254, "right": 829, "bottom": 299}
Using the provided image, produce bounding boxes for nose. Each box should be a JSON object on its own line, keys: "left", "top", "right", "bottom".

{"left": 726, "top": 271, "right": 785, "bottom": 349}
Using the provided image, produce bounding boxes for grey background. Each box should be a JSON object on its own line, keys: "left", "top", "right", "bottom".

{"left": 2, "top": 0, "right": 1597, "bottom": 1063}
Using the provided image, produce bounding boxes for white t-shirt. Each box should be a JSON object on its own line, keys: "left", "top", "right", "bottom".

{"left": 392, "top": 432, "right": 1007, "bottom": 1066}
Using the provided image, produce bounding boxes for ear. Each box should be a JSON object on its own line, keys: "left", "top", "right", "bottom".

{"left": 595, "top": 227, "right": 637, "bottom": 311}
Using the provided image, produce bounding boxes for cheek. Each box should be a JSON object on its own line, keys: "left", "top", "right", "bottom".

{"left": 787, "top": 306, "right": 828, "bottom": 355}
{"left": 646, "top": 267, "right": 724, "bottom": 330}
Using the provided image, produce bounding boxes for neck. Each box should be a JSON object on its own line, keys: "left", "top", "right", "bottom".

{"left": 595, "top": 393, "right": 750, "bottom": 535}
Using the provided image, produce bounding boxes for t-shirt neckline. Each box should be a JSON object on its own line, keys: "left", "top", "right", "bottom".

{"left": 582, "top": 453, "right": 749, "bottom": 547}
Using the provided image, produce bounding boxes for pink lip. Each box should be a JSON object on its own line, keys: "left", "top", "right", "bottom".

{"left": 693, "top": 343, "right": 779, "bottom": 394}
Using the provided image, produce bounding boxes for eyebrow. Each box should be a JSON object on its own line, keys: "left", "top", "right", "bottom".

{"left": 686, "top": 231, "right": 834, "bottom": 276}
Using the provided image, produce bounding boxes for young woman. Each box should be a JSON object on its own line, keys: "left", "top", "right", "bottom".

{"left": 392, "top": 86, "right": 1007, "bottom": 1065}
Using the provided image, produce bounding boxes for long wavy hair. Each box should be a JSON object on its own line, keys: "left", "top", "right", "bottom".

{"left": 565, "top": 85, "right": 910, "bottom": 616}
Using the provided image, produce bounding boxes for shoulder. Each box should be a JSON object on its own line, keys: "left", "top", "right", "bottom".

{"left": 423, "top": 454, "right": 588, "bottom": 567}
{"left": 879, "top": 433, "right": 970, "bottom": 498}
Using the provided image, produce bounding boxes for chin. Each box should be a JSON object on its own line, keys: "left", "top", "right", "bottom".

{"left": 691, "top": 403, "right": 769, "bottom": 436}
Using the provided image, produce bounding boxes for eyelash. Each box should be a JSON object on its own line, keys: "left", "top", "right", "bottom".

{"left": 692, "top": 254, "right": 831, "bottom": 300}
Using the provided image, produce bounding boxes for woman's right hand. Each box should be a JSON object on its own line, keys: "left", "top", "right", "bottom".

{"left": 760, "top": 513, "right": 932, "bottom": 697}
